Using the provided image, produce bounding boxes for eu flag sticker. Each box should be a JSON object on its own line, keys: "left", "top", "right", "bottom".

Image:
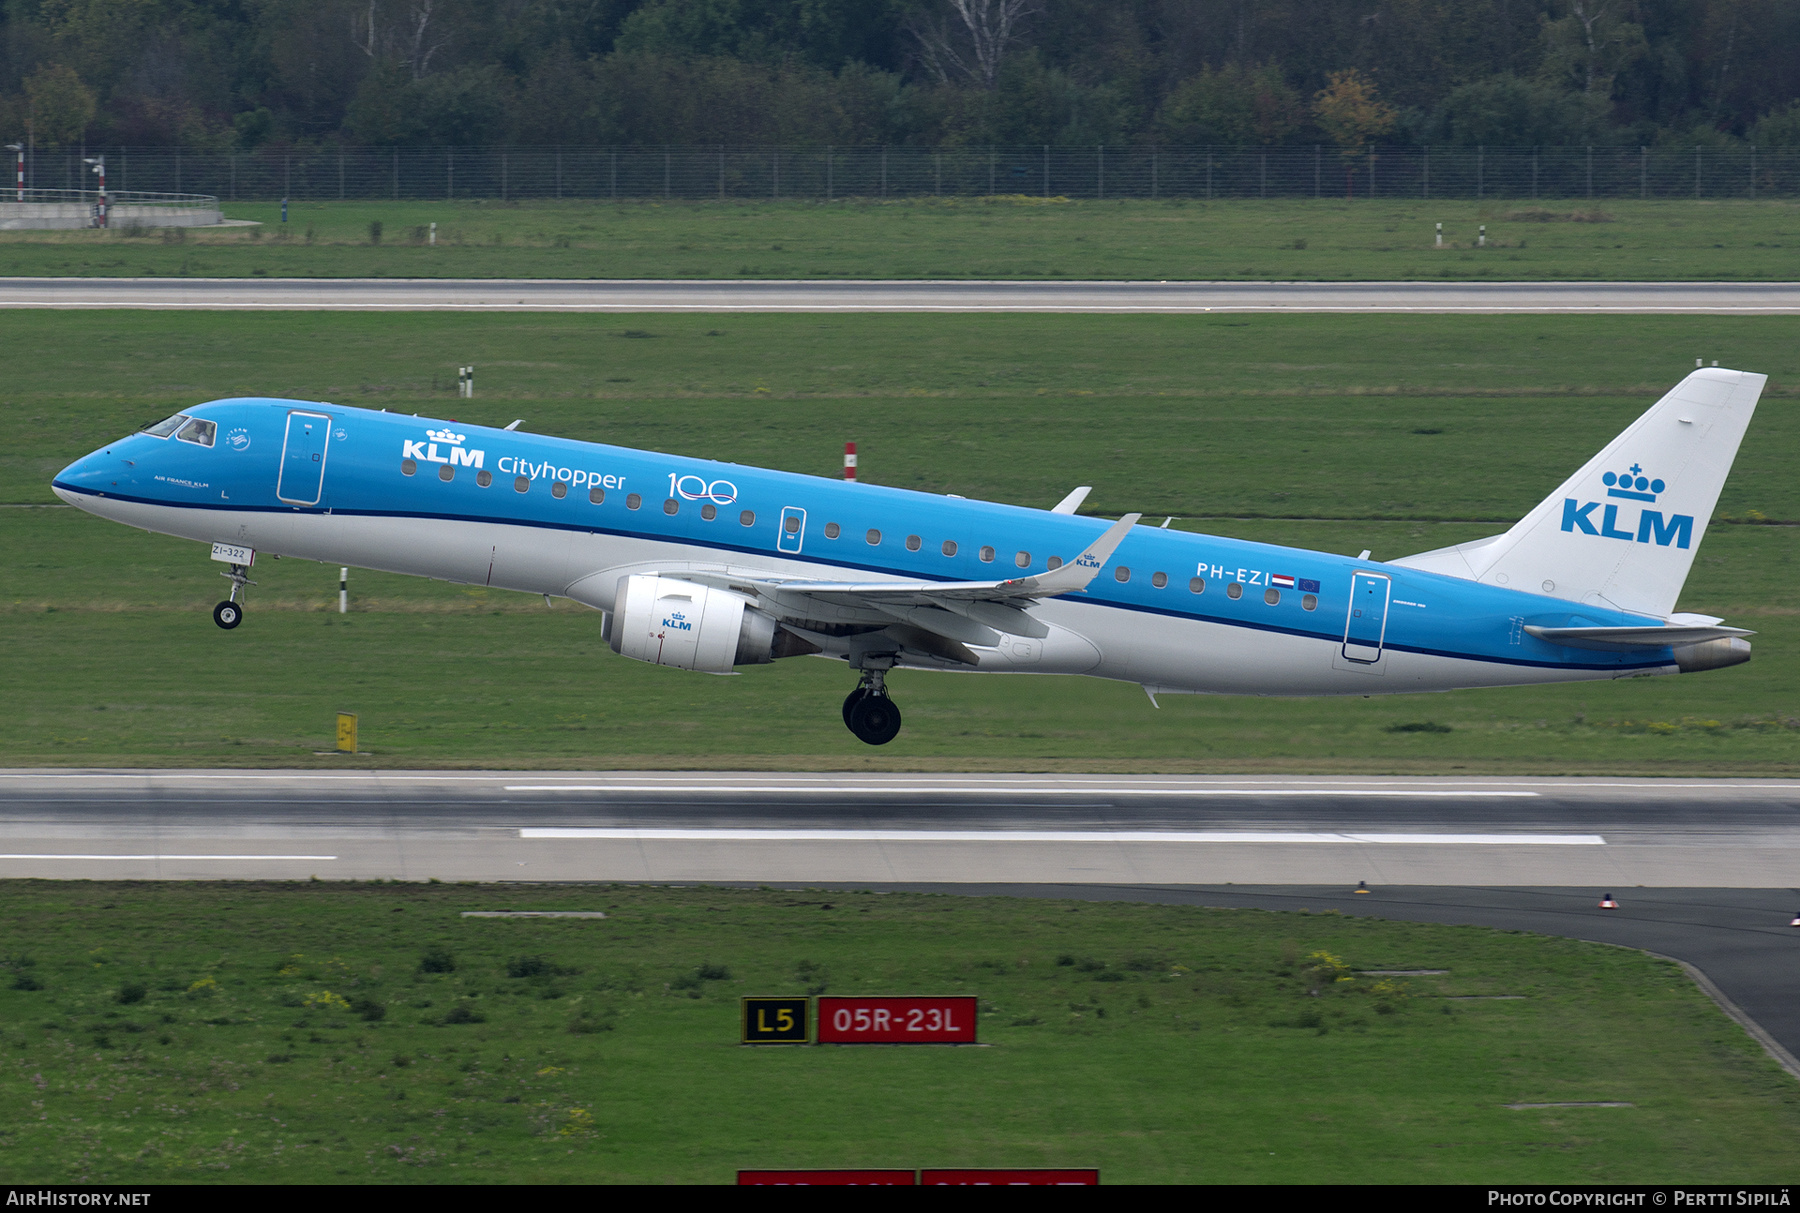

{"left": 1298, "top": 578, "right": 1321, "bottom": 593}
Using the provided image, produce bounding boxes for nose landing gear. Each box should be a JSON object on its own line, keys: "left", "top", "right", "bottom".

{"left": 213, "top": 563, "right": 255, "bottom": 630}
{"left": 843, "top": 665, "right": 902, "bottom": 746}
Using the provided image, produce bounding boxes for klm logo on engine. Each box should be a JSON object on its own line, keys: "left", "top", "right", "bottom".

{"left": 402, "top": 428, "right": 484, "bottom": 469}
{"left": 662, "top": 610, "right": 693, "bottom": 632}
{"left": 1560, "top": 463, "right": 1692, "bottom": 549}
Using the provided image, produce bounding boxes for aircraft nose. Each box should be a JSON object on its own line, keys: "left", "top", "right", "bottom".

{"left": 53, "top": 450, "right": 127, "bottom": 501}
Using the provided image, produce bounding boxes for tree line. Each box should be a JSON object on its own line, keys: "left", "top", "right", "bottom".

{"left": 3, "top": 0, "right": 1798, "bottom": 153}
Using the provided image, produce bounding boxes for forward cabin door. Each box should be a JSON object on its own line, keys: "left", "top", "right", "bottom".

{"left": 276, "top": 410, "right": 332, "bottom": 505}
{"left": 1341, "top": 572, "right": 1391, "bottom": 664}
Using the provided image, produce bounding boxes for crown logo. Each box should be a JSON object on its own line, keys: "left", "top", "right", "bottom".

{"left": 425, "top": 428, "right": 466, "bottom": 445}
{"left": 1603, "top": 464, "right": 1663, "bottom": 503}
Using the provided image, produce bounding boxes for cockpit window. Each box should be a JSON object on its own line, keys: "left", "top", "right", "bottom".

{"left": 141, "top": 412, "right": 189, "bottom": 438}
{"left": 175, "top": 418, "right": 217, "bottom": 447}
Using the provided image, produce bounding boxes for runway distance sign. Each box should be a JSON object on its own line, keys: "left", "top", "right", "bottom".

{"left": 741, "top": 996, "right": 809, "bottom": 1044}
{"left": 816, "top": 996, "right": 977, "bottom": 1044}
{"left": 738, "top": 1171, "right": 916, "bottom": 1186}
{"left": 921, "top": 1170, "right": 1099, "bottom": 1185}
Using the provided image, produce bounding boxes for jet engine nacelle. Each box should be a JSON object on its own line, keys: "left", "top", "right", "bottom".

{"left": 607, "top": 574, "right": 812, "bottom": 672}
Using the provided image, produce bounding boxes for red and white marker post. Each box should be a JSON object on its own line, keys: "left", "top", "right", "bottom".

{"left": 844, "top": 442, "right": 857, "bottom": 481}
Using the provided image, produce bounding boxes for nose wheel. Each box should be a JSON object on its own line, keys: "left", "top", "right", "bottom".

{"left": 213, "top": 562, "right": 255, "bottom": 630}
{"left": 843, "top": 667, "right": 902, "bottom": 746}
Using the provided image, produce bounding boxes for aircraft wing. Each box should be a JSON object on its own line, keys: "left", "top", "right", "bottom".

{"left": 743, "top": 513, "right": 1141, "bottom": 604}
{"left": 1522, "top": 624, "right": 1754, "bottom": 651}
{"left": 628, "top": 513, "right": 1142, "bottom": 661}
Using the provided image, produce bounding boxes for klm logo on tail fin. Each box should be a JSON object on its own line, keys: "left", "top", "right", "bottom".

{"left": 1560, "top": 463, "right": 1692, "bottom": 549}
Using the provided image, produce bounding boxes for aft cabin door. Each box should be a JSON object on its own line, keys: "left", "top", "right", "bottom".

{"left": 276, "top": 411, "right": 332, "bottom": 505}
{"left": 1341, "top": 572, "right": 1391, "bottom": 664}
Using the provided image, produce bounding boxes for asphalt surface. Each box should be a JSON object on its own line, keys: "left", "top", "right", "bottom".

{"left": 2, "top": 771, "right": 1796, "bottom": 887}
{"left": 3, "top": 278, "right": 1799, "bottom": 312}
{"left": 3, "top": 769, "right": 1796, "bottom": 1071}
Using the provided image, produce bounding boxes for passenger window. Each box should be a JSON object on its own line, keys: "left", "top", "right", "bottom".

{"left": 552, "top": 480, "right": 568, "bottom": 499}
{"left": 979, "top": 546, "right": 995, "bottom": 563}
{"left": 1189, "top": 576, "right": 1205, "bottom": 594}
{"left": 824, "top": 522, "right": 841, "bottom": 539}
{"left": 1114, "top": 567, "right": 1130, "bottom": 582}
{"left": 176, "top": 418, "right": 217, "bottom": 447}
{"left": 401, "top": 458, "right": 418, "bottom": 476}
{"left": 141, "top": 412, "right": 188, "bottom": 438}
{"left": 514, "top": 476, "right": 530, "bottom": 493}
{"left": 1046, "top": 556, "right": 1062, "bottom": 570}
{"left": 1014, "top": 551, "right": 1030, "bottom": 568}
{"left": 1152, "top": 571, "right": 1168, "bottom": 588}
{"left": 663, "top": 498, "right": 678, "bottom": 515}
{"left": 1227, "top": 582, "right": 1243, "bottom": 599}
{"left": 701, "top": 502, "right": 717, "bottom": 520}
{"left": 439, "top": 464, "right": 455, "bottom": 482}
{"left": 784, "top": 514, "right": 801, "bottom": 534}
{"left": 477, "top": 470, "right": 493, "bottom": 487}
{"left": 941, "top": 540, "right": 957, "bottom": 557}
{"left": 627, "top": 493, "right": 642, "bottom": 510}
{"left": 867, "top": 529, "right": 882, "bottom": 545}
{"left": 588, "top": 485, "right": 604, "bottom": 504}
{"left": 1264, "top": 588, "right": 1280, "bottom": 605}
{"left": 739, "top": 509, "right": 755, "bottom": 526}
{"left": 905, "top": 535, "right": 921, "bottom": 551}
{"left": 1302, "top": 593, "right": 1318, "bottom": 611}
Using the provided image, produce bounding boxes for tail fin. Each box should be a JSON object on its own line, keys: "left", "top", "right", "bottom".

{"left": 1392, "top": 368, "right": 1765, "bottom": 618}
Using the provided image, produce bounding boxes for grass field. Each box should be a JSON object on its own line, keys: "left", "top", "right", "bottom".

{"left": 2, "top": 198, "right": 1798, "bottom": 281}
{"left": 5, "top": 310, "right": 1796, "bottom": 771}
{"left": 1, "top": 882, "right": 1794, "bottom": 1184}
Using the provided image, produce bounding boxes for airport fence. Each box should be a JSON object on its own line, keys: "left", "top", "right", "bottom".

{"left": 12, "top": 144, "right": 1800, "bottom": 202}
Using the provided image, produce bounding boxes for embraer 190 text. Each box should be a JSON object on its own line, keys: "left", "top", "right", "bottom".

{"left": 53, "top": 368, "right": 1761, "bottom": 745}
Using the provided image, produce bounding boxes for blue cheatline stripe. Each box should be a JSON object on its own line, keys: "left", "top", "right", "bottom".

{"left": 53, "top": 483, "right": 1668, "bottom": 674}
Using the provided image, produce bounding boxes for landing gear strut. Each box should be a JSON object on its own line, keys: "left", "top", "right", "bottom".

{"left": 844, "top": 665, "right": 902, "bottom": 746}
{"left": 213, "top": 563, "right": 255, "bottom": 630}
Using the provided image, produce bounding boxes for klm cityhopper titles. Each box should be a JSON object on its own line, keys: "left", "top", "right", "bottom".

{"left": 53, "top": 369, "right": 1761, "bottom": 745}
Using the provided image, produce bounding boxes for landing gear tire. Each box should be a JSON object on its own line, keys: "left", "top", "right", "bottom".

{"left": 212, "top": 601, "right": 243, "bottom": 630}
{"left": 842, "top": 687, "right": 870, "bottom": 728}
{"left": 847, "top": 694, "right": 902, "bottom": 746}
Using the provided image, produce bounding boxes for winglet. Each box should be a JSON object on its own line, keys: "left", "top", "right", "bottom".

{"left": 1004, "top": 513, "right": 1141, "bottom": 596}
{"left": 1051, "top": 486, "right": 1092, "bottom": 515}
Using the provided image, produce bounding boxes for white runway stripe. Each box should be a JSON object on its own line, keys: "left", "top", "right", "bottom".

{"left": 503, "top": 786, "right": 1540, "bottom": 798}
{"left": 517, "top": 828, "right": 1603, "bottom": 845}
{"left": 0, "top": 854, "right": 338, "bottom": 861}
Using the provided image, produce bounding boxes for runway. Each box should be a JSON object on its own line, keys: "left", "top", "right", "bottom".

{"left": 2, "top": 278, "right": 1798, "bottom": 312}
{"left": 4, "top": 769, "right": 1796, "bottom": 1070}
{"left": 2, "top": 771, "right": 1796, "bottom": 887}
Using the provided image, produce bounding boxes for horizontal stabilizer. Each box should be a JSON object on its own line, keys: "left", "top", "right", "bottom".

{"left": 1051, "top": 486, "right": 1092, "bottom": 515}
{"left": 1523, "top": 624, "right": 1753, "bottom": 652}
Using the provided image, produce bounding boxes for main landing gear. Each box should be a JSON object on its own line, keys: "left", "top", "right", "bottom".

{"left": 213, "top": 563, "right": 255, "bottom": 630}
{"left": 843, "top": 665, "right": 902, "bottom": 746}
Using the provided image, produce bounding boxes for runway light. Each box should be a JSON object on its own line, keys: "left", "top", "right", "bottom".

{"left": 1789, "top": 910, "right": 1800, "bottom": 927}
{"left": 1598, "top": 893, "right": 1619, "bottom": 909}
{"left": 1354, "top": 880, "right": 1370, "bottom": 894}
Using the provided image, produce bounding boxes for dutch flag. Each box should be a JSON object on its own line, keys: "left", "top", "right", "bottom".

{"left": 1271, "top": 574, "right": 1296, "bottom": 589}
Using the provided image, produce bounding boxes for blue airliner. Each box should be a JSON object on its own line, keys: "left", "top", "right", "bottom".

{"left": 53, "top": 368, "right": 1761, "bottom": 745}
